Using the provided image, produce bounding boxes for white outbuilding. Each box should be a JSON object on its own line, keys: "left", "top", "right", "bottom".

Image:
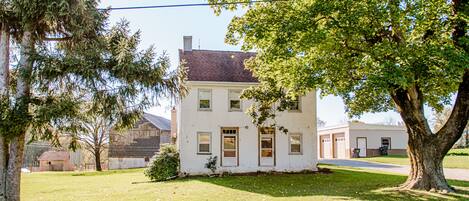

{"left": 318, "top": 122, "right": 408, "bottom": 159}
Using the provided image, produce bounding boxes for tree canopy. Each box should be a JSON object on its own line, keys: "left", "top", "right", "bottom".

{"left": 0, "top": 1, "right": 186, "bottom": 200}
{"left": 209, "top": 0, "right": 468, "bottom": 192}
{"left": 212, "top": 0, "right": 467, "bottom": 118}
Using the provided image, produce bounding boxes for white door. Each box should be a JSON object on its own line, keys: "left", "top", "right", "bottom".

{"left": 221, "top": 128, "right": 238, "bottom": 167}
{"left": 334, "top": 136, "right": 346, "bottom": 159}
{"left": 260, "top": 128, "right": 275, "bottom": 166}
{"left": 322, "top": 137, "right": 332, "bottom": 159}
{"left": 357, "top": 137, "right": 367, "bottom": 157}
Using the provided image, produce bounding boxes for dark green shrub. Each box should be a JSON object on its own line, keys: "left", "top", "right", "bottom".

{"left": 144, "top": 145, "right": 179, "bottom": 181}
{"left": 204, "top": 156, "right": 217, "bottom": 174}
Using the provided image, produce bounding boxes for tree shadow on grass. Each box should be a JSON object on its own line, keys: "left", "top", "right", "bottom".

{"left": 193, "top": 167, "right": 469, "bottom": 200}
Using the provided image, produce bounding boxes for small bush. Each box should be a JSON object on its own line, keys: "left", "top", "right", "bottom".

{"left": 378, "top": 146, "right": 388, "bottom": 156}
{"left": 144, "top": 145, "right": 179, "bottom": 181}
{"left": 204, "top": 156, "right": 217, "bottom": 174}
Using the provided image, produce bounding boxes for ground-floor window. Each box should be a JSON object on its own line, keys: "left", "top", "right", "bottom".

{"left": 289, "top": 133, "right": 303, "bottom": 155}
{"left": 381, "top": 137, "right": 391, "bottom": 149}
{"left": 197, "top": 132, "right": 211, "bottom": 154}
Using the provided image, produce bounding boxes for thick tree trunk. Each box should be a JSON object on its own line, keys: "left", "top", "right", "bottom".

{"left": 5, "top": 134, "right": 25, "bottom": 201}
{"left": 5, "top": 31, "right": 33, "bottom": 201}
{"left": 392, "top": 70, "right": 469, "bottom": 193}
{"left": 0, "top": 138, "right": 7, "bottom": 201}
{"left": 400, "top": 135, "right": 451, "bottom": 192}
{"left": 0, "top": 23, "right": 10, "bottom": 201}
{"left": 94, "top": 149, "right": 102, "bottom": 171}
{"left": 0, "top": 24, "right": 9, "bottom": 95}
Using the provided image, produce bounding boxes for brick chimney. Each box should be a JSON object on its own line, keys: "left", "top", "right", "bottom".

{"left": 170, "top": 107, "right": 177, "bottom": 141}
{"left": 183, "top": 36, "right": 192, "bottom": 52}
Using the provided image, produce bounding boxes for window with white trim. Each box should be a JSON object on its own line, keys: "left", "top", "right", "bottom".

{"left": 198, "top": 89, "right": 212, "bottom": 110}
{"left": 288, "top": 97, "right": 301, "bottom": 112}
{"left": 289, "top": 133, "right": 303, "bottom": 154}
{"left": 197, "top": 132, "right": 211, "bottom": 154}
{"left": 228, "top": 89, "right": 242, "bottom": 111}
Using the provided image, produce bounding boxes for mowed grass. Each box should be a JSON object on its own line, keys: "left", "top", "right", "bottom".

{"left": 356, "top": 149, "right": 469, "bottom": 169}
{"left": 22, "top": 165, "right": 469, "bottom": 201}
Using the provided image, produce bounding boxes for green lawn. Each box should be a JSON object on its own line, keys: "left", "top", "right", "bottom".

{"left": 356, "top": 149, "right": 469, "bottom": 169}
{"left": 22, "top": 165, "right": 469, "bottom": 201}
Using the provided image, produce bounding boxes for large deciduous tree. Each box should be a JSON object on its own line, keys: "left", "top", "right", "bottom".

{"left": 0, "top": 1, "right": 185, "bottom": 200}
{"left": 73, "top": 113, "right": 111, "bottom": 172}
{"left": 210, "top": 0, "right": 468, "bottom": 192}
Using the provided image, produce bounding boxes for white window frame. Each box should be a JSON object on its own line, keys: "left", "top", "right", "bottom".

{"left": 288, "top": 133, "right": 303, "bottom": 155}
{"left": 228, "top": 89, "right": 242, "bottom": 112}
{"left": 287, "top": 96, "right": 302, "bottom": 112}
{"left": 221, "top": 127, "right": 239, "bottom": 167}
{"left": 197, "top": 132, "right": 212, "bottom": 154}
{"left": 198, "top": 89, "right": 212, "bottom": 111}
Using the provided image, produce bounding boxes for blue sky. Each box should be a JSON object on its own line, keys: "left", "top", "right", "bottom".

{"left": 101, "top": 0, "right": 416, "bottom": 126}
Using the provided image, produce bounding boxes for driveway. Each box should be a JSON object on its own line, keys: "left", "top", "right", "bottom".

{"left": 320, "top": 159, "right": 469, "bottom": 181}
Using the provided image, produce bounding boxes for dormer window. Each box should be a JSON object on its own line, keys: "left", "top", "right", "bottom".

{"left": 198, "top": 89, "right": 212, "bottom": 111}
{"left": 228, "top": 89, "right": 242, "bottom": 111}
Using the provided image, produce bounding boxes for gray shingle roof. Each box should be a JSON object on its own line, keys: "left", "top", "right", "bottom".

{"left": 143, "top": 113, "right": 171, "bottom": 131}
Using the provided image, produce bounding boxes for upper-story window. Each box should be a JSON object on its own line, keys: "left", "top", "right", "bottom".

{"left": 288, "top": 97, "right": 301, "bottom": 112}
{"left": 228, "top": 89, "right": 242, "bottom": 111}
{"left": 198, "top": 89, "right": 212, "bottom": 111}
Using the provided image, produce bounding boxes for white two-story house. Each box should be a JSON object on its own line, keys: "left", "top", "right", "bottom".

{"left": 174, "top": 36, "right": 318, "bottom": 175}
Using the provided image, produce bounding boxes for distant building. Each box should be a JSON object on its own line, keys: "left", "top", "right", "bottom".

{"left": 23, "top": 142, "right": 50, "bottom": 169}
{"left": 38, "top": 151, "right": 75, "bottom": 171}
{"left": 318, "top": 122, "right": 408, "bottom": 159}
{"left": 108, "top": 113, "right": 171, "bottom": 169}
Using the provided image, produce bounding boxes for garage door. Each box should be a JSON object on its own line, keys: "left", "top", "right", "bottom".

{"left": 334, "top": 136, "right": 346, "bottom": 159}
{"left": 321, "top": 136, "right": 332, "bottom": 159}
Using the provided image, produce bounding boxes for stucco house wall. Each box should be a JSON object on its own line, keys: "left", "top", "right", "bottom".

{"left": 178, "top": 82, "right": 317, "bottom": 175}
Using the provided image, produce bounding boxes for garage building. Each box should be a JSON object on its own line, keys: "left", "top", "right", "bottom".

{"left": 318, "top": 122, "right": 408, "bottom": 159}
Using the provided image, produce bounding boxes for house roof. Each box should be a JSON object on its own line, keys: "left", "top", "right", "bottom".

{"left": 179, "top": 49, "right": 258, "bottom": 83}
{"left": 38, "top": 151, "right": 69, "bottom": 161}
{"left": 143, "top": 113, "right": 170, "bottom": 131}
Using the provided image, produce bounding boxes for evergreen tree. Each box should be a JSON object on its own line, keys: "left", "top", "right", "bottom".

{"left": 0, "top": 1, "right": 185, "bottom": 200}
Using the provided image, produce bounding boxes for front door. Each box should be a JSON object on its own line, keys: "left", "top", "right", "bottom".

{"left": 259, "top": 127, "right": 275, "bottom": 166}
{"left": 221, "top": 128, "right": 238, "bottom": 167}
{"left": 357, "top": 137, "right": 367, "bottom": 157}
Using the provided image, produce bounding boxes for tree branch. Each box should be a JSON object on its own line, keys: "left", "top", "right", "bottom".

{"left": 437, "top": 69, "right": 469, "bottom": 153}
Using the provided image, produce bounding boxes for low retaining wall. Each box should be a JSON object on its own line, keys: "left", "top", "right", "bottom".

{"left": 109, "top": 158, "right": 148, "bottom": 170}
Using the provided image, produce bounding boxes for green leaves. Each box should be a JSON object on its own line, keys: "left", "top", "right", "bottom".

{"left": 0, "top": 1, "right": 186, "bottom": 148}
{"left": 211, "top": 0, "right": 468, "bottom": 123}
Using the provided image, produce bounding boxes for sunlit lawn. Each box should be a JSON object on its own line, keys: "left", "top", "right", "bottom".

{"left": 356, "top": 149, "right": 469, "bottom": 169}
{"left": 22, "top": 165, "right": 469, "bottom": 201}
